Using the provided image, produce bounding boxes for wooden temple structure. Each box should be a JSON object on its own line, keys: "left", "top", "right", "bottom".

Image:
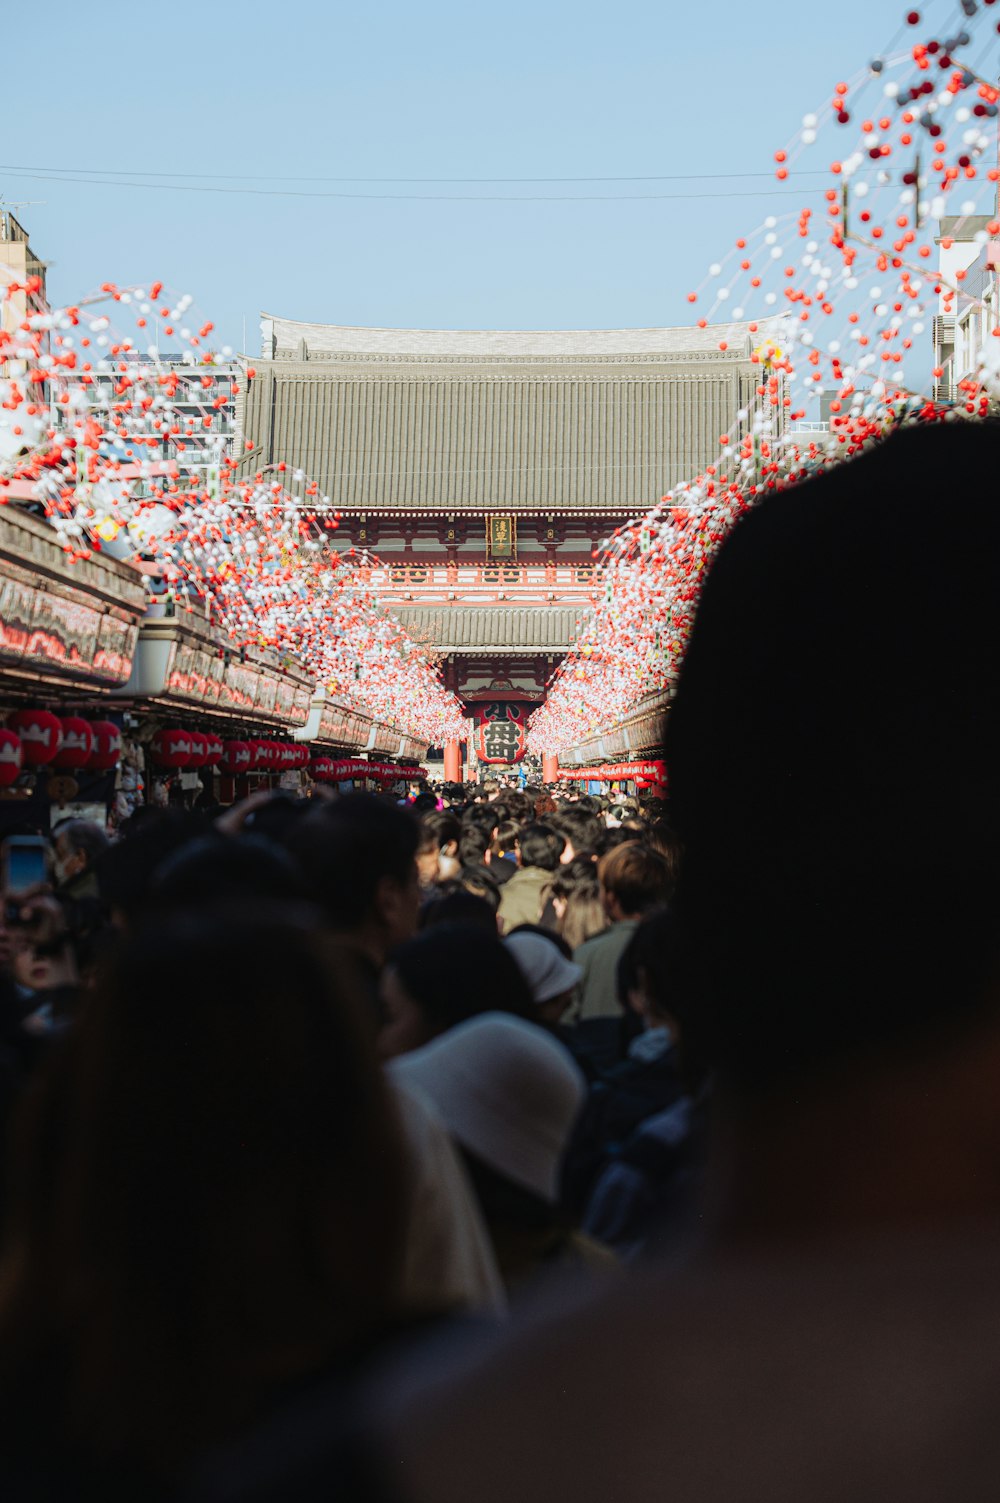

{"left": 239, "top": 316, "right": 767, "bottom": 774}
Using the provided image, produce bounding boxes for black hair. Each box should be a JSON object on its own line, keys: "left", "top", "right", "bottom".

{"left": 288, "top": 795, "right": 419, "bottom": 930}
{"left": 417, "top": 810, "right": 461, "bottom": 854}
{"left": 458, "top": 825, "right": 491, "bottom": 866}
{"left": 517, "top": 823, "right": 566, "bottom": 873}
{"left": 419, "top": 886, "right": 499, "bottom": 932}
{"left": 96, "top": 811, "right": 207, "bottom": 926}
{"left": 549, "top": 807, "right": 603, "bottom": 857}
{"left": 388, "top": 924, "right": 534, "bottom": 1033}
{"left": 667, "top": 421, "right": 1000, "bottom": 1091}
{"left": 150, "top": 834, "right": 308, "bottom": 910}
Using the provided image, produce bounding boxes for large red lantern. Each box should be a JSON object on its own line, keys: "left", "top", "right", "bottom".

{"left": 54, "top": 717, "right": 95, "bottom": 770}
{"left": 0, "top": 729, "right": 22, "bottom": 788}
{"left": 150, "top": 727, "right": 192, "bottom": 769}
{"left": 88, "top": 720, "right": 122, "bottom": 772}
{"left": 7, "top": 709, "right": 61, "bottom": 767}
{"left": 186, "top": 732, "right": 210, "bottom": 769}
{"left": 220, "top": 740, "right": 251, "bottom": 774}
{"left": 311, "top": 755, "right": 334, "bottom": 782}
{"left": 203, "top": 735, "right": 224, "bottom": 767}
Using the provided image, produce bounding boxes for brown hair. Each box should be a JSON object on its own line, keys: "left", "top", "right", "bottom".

{"left": 543, "top": 859, "right": 607, "bottom": 950}
{"left": 597, "top": 841, "right": 672, "bottom": 916}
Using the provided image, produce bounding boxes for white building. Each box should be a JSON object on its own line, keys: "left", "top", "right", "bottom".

{"left": 933, "top": 215, "right": 1000, "bottom": 401}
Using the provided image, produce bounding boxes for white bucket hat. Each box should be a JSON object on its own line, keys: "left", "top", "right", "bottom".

{"left": 503, "top": 930, "right": 583, "bottom": 1005}
{"left": 389, "top": 1013, "right": 586, "bottom": 1203}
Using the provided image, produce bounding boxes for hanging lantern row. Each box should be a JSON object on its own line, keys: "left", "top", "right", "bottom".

{"left": 557, "top": 761, "right": 667, "bottom": 784}
{"left": 310, "top": 758, "right": 427, "bottom": 784}
{"left": 150, "top": 730, "right": 313, "bottom": 773}
{"left": 0, "top": 712, "right": 431, "bottom": 789}
{"left": 1, "top": 712, "right": 124, "bottom": 778}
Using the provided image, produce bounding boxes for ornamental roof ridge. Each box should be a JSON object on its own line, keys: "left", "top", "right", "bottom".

{"left": 261, "top": 312, "right": 779, "bottom": 360}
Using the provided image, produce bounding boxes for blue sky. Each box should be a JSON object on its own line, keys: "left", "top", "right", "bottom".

{"left": 1, "top": 1, "right": 961, "bottom": 352}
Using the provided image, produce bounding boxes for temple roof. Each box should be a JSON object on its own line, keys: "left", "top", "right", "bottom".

{"left": 261, "top": 314, "right": 761, "bottom": 361}
{"left": 390, "top": 605, "right": 585, "bottom": 652}
{"left": 241, "top": 315, "right": 776, "bottom": 513}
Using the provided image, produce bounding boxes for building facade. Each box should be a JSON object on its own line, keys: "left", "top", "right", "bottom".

{"left": 239, "top": 315, "right": 768, "bottom": 763}
{"left": 933, "top": 214, "right": 999, "bottom": 402}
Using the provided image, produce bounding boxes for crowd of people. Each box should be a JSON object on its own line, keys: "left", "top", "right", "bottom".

{"left": 3, "top": 421, "right": 1000, "bottom": 1498}
{"left": 0, "top": 738, "right": 689, "bottom": 1491}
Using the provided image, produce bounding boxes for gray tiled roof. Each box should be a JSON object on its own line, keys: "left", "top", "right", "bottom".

{"left": 241, "top": 363, "right": 764, "bottom": 513}
{"left": 390, "top": 605, "right": 586, "bottom": 652}
{"left": 261, "top": 315, "right": 757, "bottom": 360}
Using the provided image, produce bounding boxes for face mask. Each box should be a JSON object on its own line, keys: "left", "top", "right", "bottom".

{"left": 53, "top": 856, "right": 72, "bottom": 886}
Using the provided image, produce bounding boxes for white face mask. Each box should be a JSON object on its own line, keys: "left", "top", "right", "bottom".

{"left": 54, "top": 854, "right": 75, "bottom": 886}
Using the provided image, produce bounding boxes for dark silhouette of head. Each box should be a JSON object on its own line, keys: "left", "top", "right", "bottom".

{"left": 666, "top": 421, "right": 1000, "bottom": 1095}
{"left": 0, "top": 906, "right": 405, "bottom": 1469}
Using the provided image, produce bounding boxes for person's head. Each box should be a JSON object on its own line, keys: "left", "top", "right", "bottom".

{"left": 645, "top": 819, "right": 683, "bottom": 887}
{"left": 616, "top": 906, "right": 676, "bottom": 1033}
{"left": 458, "top": 822, "right": 491, "bottom": 869}
{"left": 288, "top": 795, "right": 421, "bottom": 966}
{"left": 0, "top": 906, "right": 405, "bottom": 1466}
{"left": 419, "top": 883, "right": 499, "bottom": 933}
{"left": 596, "top": 826, "right": 637, "bottom": 856}
{"left": 543, "top": 860, "right": 608, "bottom": 950}
{"left": 462, "top": 804, "right": 498, "bottom": 836}
{"left": 499, "top": 791, "right": 531, "bottom": 825}
{"left": 53, "top": 820, "right": 109, "bottom": 887}
{"left": 150, "top": 833, "right": 308, "bottom": 910}
{"left": 666, "top": 422, "right": 1000, "bottom": 1226}
{"left": 411, "top": 791, "right": 439, "bottom": 817}
{"left": 491, "top": 820, "right": 521, "bottom": 862}
{"left": 390, "top": 1013, "right": 586, "bottom": 1208}
{"left": 238, "top": 793, "right": 311, "bottom": 846}
{"left": 457, "top": 868, "right": 501, "bottom": 912}
{"left": 96, "top": 810, "right": 207, "bottom": 930}
{"left": 379, "top": 924, "right": 535, "bottom": 1059}
{"left": 416, "top": 811, "right": 462, "bottom": 886}
{"left": 515, "top": 823, "right": 566, "bottom": 874}
{"left": 504, "top": 929, "right": 583, "bottom": 1026}
{"left": 597, "top": 841, "right": 671, "bottom": 922}
{"left": 549, "top": 807, "right": 603, "bottom": 864}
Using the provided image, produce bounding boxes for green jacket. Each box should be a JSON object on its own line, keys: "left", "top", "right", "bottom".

{"left": 497, "top": 866, "right": 552, "bottom": 935}
{"left": 574, "top": 920, "right": 640, "bottom": 1020}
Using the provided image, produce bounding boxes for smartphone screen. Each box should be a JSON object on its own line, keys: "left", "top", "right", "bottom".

{"left": 3, "top": 841, "right": 49, "bottom": 897}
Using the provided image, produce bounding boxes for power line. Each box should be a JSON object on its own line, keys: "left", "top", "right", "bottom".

{"left": 0, "top": 167, "right": 832, "bottom": 204}
{"left": 0, "top": 160, "right": 856, "bottom": 186}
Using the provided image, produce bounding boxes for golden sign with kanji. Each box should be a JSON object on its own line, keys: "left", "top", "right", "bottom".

{"left": 488, "top": 514, "right": 516, "bottom": 558}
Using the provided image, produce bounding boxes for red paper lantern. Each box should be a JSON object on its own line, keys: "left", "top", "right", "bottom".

{"left": 220, "top": 740, "right": 251, "bottom": 773}
{"left": 0, "top": 729, "right": 22, "bottom": 788}
{"left": 203, "top": 735, "right": 224, "bottom": 767}
{"left": 186, "top": 732, "right": 210, "bottom": 769}
{"left": 88, "top": 720, "right": 122, "bottom": 772}
{"left": 246, "top": 740, "right": 267, "bottom": 771}
{"left": 7, "top": 709, "right": 61, "bottom": 767}
{"left": 311, "top": 755, "right": 334, "bottom": 782}
{"left": 150, "top": 727, "right": 192, "bottom": 769}
{"left": 278, "top": 743, "right": 298, "bottom": 770}
{"left": 54, "top": 716, "right": 95, "bottom": 770}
